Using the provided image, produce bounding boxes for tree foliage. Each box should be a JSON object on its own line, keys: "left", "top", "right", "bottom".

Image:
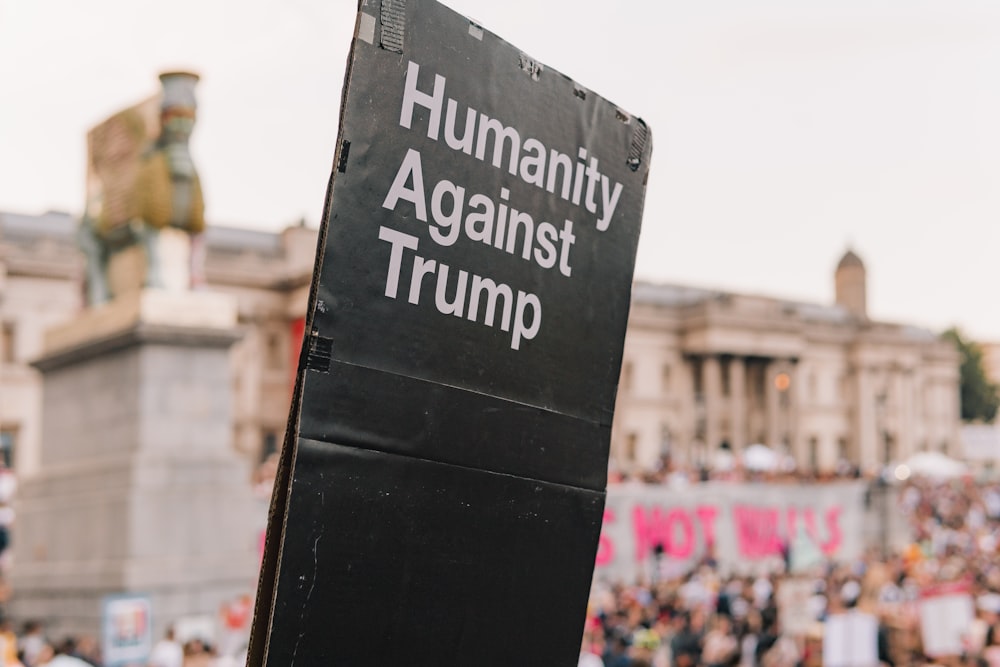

{"left": 943, "top": 327, "right": 1000, "bottom": 423}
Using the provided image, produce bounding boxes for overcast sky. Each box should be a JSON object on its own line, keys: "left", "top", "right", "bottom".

{"left": 2, "top": 0, "right": 999, "bottom": 339}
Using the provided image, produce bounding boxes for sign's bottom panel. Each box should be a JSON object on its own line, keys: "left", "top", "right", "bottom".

{"left": 264, "top": 438, "right": 605, "bottom": 667}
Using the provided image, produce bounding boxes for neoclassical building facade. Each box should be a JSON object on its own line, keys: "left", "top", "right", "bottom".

{"left": 611, "top": 251, "right": 961, "bottom": 475}
{"left": 2, "top": 213, "right": 961, "bottom": 480}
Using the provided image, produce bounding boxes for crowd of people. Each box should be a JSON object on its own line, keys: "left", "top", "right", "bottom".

{"left": 0, "top": 591, "right": 253, "bottom": 667}
{"left": 580, "top": 475, "right": 1000, "bottom": 667}
{"left": 0, "top": 621, "right": 248, "bottom": 667}
{"left": 608, "top": 450, "right": 864, "bottom": 487}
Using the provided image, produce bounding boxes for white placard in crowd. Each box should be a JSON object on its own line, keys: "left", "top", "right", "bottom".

{"left": 919, "top": 586, "right": 975, "bottom": 657}
{"left": 102, "top": 594, "right": 153, "bottom": 667}
{"left": 777, "top": 578, "right": 816, "bottom": 636}
{"left": 823, "top": 611, "right": 878, "bottom": 667}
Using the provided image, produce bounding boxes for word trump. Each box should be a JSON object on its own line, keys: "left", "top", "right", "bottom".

{"left": 378, "top": 226, "right": 540, "bottom": 350}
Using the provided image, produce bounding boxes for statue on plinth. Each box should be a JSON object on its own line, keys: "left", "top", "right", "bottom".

{"left": 79, "top": 71, "right": 205, "bottom": 305}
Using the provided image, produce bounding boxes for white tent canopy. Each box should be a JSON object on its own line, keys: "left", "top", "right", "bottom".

{"left": 710, "top": 448, "right": 735, "bottom": 472}
{"left": 742, "top": 443, "right": 780, "bottom": 472}
{"left": 900, "top": 451, "right": 968, "bottom": 480}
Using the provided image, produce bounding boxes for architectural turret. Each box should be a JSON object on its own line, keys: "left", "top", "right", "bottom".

{"left": 835, "top": 248, "right": 867, "bottom": 319}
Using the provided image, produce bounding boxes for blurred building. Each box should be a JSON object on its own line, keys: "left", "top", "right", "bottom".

{"left": 612, "top": 250, "right": 961, "bottom": 476}
{"left": 0, "top": 209, "right": 315, "bottom": 480}
{"left": 981, "top": 342, "right": 1000, "bottom": 390}
{"left": 2, "top": 220, "right": 961, "bottom": 479}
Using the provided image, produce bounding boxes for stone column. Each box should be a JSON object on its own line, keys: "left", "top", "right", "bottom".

{"left": 676, "top": 356, "right": 698, "bottom": 467}
{"left": 854, "top": 366, "right": 879, "bottom": 473}
{"left": 765, "top": 360, "right": 781, "bottom": 449}
{"left": 784, "top": 362, "right": 800, "bottom": 464}
{"left": 898, "top": 369, "right": 915, "bottom": 461}
{"left": 730, "top": 357, "right": 747, "bottom": 451}
{"left": 703, "top": 355, "right": 722, "bottom": 452}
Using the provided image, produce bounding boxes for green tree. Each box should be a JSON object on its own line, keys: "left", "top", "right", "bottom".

{"left": 943, "top": 327, "right": 1000, "bottom": 423}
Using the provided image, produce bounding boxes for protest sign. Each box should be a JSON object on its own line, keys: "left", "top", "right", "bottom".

{"left": 823, "top": 611, "right": 879, "bottom": 667}
{"left": 777, "top": 578, "right": 818, "bottom": 637}
{"left": 102, "top": 594, "right": 152, "bottom": 667}
{"left": 248, "top": 1, "right": 652, "bottom": 665}
{"left": 596, "top": 481, "right": 867, "bottom": 581}
{"left": 919, "top": 580, "right": 975, "bottom": 657}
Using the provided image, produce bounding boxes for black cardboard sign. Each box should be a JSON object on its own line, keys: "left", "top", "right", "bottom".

{"left": 249, "top": 1, "right": 652, "bottom": 664}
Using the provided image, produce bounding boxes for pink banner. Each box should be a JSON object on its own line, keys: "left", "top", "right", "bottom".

{"left": 595, "top": 481, "right": 867, "bottom": 581}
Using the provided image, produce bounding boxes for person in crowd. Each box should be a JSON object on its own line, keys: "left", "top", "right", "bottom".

{"left": 68, "top": 637, "right": 98, "bottom": 667}
{"left": 180, "top": 639, "right": 212, "bottom": 667}
{"left": 700, "top": 615, "right": 737, "bottom": 667}
{"left": 0, "top": 616, "right": 21, "bottom": 667}
{"left": 148, "top": 627, "right": 182, "bottom": 667}
{"left": 18, "top": 621, "right": 46, "bottom": 667}
{"left": 669, "top": 611, "right": 703, "bottom": 667}
{"left": 0, "top": 614, "right": 21, "bottom": 667}
{"left": 602, "top": 633, "right": 631, "bottom": 667}
{"left": 984, "top": 618, "right": 1000, "bottom": 667}
{"left": 579, "top": 628, "right": 605, "bottom": 667}
{"left": 36, "top": 639, "right": 89, "bottom": 667}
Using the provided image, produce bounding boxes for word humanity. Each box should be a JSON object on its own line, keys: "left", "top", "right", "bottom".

{"left": 397, "top": 61, "right": 625, "bottom": 231}
{"left": 376, "top": 60, "right": 625, "bottom": 350}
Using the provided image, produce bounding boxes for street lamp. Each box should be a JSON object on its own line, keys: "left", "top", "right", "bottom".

{"left": 775, "top": 370, "right": 791, "bottom": 462}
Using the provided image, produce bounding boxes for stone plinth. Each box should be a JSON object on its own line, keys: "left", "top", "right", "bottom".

{"left": 11, "top": 289, "right": 259, "bottom": 644}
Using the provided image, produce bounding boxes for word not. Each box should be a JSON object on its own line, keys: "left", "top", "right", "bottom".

{"left": 631, "top": 505, "right": 719, "bottom": 561}
{"left": 399, "top": 60, "right": 624, "bottom": 231}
